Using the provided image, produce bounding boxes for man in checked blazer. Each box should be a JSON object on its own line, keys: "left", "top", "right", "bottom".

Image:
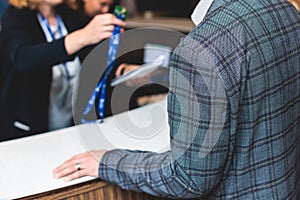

{"left": 54, "top": 0, "right": 300, "bottom": 199}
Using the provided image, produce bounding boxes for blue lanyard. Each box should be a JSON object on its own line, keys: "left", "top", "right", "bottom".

{"left": 38, "top": 13, "right": 71, "bottom": 80}
{"left": 81, "top": 16, "right": 123, "bottom": 124}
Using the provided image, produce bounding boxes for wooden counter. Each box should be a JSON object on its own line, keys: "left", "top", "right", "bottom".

{"left": 18, "top": 179, "right": 170, "bottom": 200}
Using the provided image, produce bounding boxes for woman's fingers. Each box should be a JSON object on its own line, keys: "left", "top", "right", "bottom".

{"left": 115, "top": 63, "right": 127, "bottom": 77}
{"left": 115, "top": 64, "right": 140, "bottom": 77}
{"left": 82, "top": 13, "right": 126, "bottom": 45}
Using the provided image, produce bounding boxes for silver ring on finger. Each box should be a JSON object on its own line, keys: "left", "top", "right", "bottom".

{"left": 75, "top": 163, "right": 81, "bottom": 171}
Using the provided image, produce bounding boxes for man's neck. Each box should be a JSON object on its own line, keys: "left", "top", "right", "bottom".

{"left": 288, "top": 0, "right": 300, "bottom": 11}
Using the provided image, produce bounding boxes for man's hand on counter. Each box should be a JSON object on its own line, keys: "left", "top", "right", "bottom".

{"left": 53, "top": 150, "right": 107, "bottom": 182}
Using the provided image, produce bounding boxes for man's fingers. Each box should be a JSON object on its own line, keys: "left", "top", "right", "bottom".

{"left": 63, "top": 170, "right": 87, "bottom": 182}
{"left": 53, "top": 161, "right": 79, "bottom": 179}
{"left": 53, "top": 151, "right": 106, "bottom": 181}
{"left": 53, "top": 154, "right": 88, "bottom": 178}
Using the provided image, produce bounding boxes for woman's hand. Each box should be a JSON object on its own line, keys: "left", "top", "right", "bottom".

{"left": 115, "top": 63, "right": 140, "bottom": 77}
{"left": 65, "top": 13, "right": 125, "bottom": 55}
{"left": 115, "top": 63, "right": 151, "bottom": 87}
{"left": 52, "top": 150, "right": 107, "bottom": 182}
{"left": 82, "top": 13, "right": 126, "bottom": 45}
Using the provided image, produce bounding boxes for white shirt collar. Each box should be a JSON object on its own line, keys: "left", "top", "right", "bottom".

{"left": 191, "top": 0, "right": 214, "bottom": 25}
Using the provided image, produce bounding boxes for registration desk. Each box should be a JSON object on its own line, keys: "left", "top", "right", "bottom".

{"left": 0, "top": 100, "right": 171, "bottom": 200}
{"left": 126, "top": 16, "right": 195, "bottom": 33}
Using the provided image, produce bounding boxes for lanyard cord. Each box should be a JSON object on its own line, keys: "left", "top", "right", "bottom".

{"left": 38, "top": 13, "right": 71, "bottom": 80}
{"left": 81, "top": 16, "right": 124, "bottom": 124}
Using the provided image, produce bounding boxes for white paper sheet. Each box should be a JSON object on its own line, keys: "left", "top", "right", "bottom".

{"left": 110, "top": 55, "right": 164, "bottom": 87}
{"left": 0, "top": 99, "right": 170, "bottom": 200}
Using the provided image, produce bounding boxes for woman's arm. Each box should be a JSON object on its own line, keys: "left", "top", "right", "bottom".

{"left": 1, "top": 8, "right": 125, "bottom": 71}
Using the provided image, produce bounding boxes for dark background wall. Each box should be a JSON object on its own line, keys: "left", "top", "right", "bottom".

{"left": 135, "top": 0, "right": 198, "bottom": 17}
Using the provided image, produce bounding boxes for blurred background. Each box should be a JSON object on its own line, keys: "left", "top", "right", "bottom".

{"left": 134, "top": 0, "right": 198, "bottom": 18}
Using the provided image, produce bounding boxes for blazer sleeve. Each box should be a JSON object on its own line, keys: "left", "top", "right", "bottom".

{"left": 1, "top": 7, "right": 76, "bottom": 72}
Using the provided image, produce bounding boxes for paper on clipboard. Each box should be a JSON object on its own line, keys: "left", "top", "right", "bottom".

{"left": 110, "top": 55, "right": 165, "bottom": 87}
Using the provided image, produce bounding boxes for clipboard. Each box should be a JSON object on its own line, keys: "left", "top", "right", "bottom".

{"left": 110, "top": 55, "right": 165, "bottom": 87}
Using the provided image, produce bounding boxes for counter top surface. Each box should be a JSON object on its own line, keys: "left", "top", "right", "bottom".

{"left": 0, "top": 99, "right": 169, "bottom": 199}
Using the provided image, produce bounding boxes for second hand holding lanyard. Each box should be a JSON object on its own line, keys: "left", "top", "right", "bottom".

{"left": 81, "top": 6, "right": 128, "bottom": 124}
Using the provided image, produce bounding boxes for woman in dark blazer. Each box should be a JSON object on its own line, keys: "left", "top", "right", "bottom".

{"left": 0, "top": 0, "right": 125, "bottom": 141}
